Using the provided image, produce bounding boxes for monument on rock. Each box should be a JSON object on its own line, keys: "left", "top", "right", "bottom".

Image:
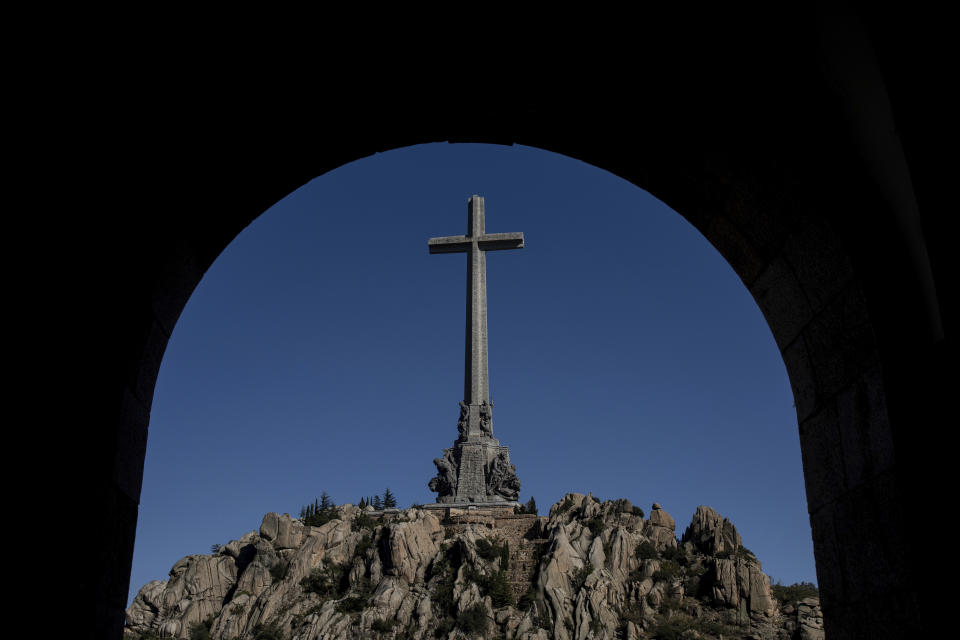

{"left": 426, "top": 195, "right": 523, "bottom": 506}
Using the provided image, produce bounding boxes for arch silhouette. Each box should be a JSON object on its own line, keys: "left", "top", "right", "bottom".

{"left": 66, "top": 11, "right": 946, "bottom": 638}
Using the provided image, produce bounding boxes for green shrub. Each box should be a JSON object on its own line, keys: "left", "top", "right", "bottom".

{"left": 660, "top": 545, "right": 688, "bottom": 566}
{"left": 269, "top": 559, "right": 290, "bottom": 582}
{"left": 354, "top": 532, "right": 373, "bottom": 558}
{"left": 586, "top": 516, "right": 605, "bottom": 537}
{"left": 371, "top": 618, "right": 396, "bottom": 633}
{"left": 525, "top": 496, "right": 538, "bottom": 515}
{"left": 635, "top": 541, "right": 658, "bottom": 560}
{"left": 336, "top": 577, "right": 373, "bottom": 613}
{"left": 354, "top": 512, "right": 377, "bottom": 531}
{"left": 652, "top": 560, "right": 680, "bottom": 583}
{"left": 337, "top": 595, "right": 367, "bottom": 613}
{"left": 620, "top": 603, "right": 644, "bottom": 625}
{"left": 555, "top": 497, "right": 574, "bottom": 515}
{"left": 434, "top": 617, "right": 455, "bottom": 638}
{"left": 300, "top": 562, "right": 347, "bottom": 598}
{"left": 488, "top": 570, "right": 514, "bottom": 607}
{"left": 475, "top": 538, "right": 496, "bottom": 560}
{"left": 301, "top": 493, "right": 340, "bottom": 527}
{"left": 188, "top": 617, "right": 213, "bottom": 640}
{"left": 632, "top": 506, "right": 645, "bottom": 518}
{"left": 252, "top": 622, "right": 285, "bottom": 640}
{"left": 382, "top": 488, "right": 398, "bottom": 509}
{"left": 572, "top": 565, "right": 594, "bottom": 591}
{"left": 617, "top": 603, "right": 645, "bottom": 638}
{"left": 230, "top": 603, "right": 245, "bottom": 615}
{"left": 770, "top": 580, "right": 819, "bottom": 604}
{"left": 429, "top": 553, "right": 457, "bottom": 617}
{"left": 124, "top": 632, "right": 164, "bottom": 640}
{"left": 683, "top": 564, "right": 706, "bottom": 597}
{"left": 651, "top": 613, "right": 693, "bottom": 640}
{"left": 303, "top": 508, "right": 339, "bottom": 527}
{"left": 462, "top": 563, "right": 512, "bottom": 606}
{"left": 695, "top": 620, "right": 734, "bottom": 635}
{"left": 533, "top": 605, "right": 553, "bottom": 631}
{"left": 462, "top": 563, "right": 485, "bottom": 589}
{"left": 292, "top": 603, "right": 326, "bottom": 629}
{"left": 518, "top": 586, "right": 537, "bottom": 611}
{"left": 457, "top": 602, "right": 488, "bottom": 636}
{"left": 589, "top": 617, "right": 603, "bottom": 636}
{"left": 474, "top": 537, "right": 510, "bottom": 568}
{"left": 649, "top": 613, "right": 736, "bottom": 640}
{"left": 737, "top": 545, "right": 758, "bottom": 563}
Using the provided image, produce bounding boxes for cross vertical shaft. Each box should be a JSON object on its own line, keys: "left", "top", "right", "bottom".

{"left": 466, "top": 196, "right": 489, "bottom": 406}
{"left": 428, "top": 195, "right": 524, "bottom": 440}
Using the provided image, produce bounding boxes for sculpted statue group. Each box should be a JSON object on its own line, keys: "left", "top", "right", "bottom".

{"left": 429, "top": 431, "right": 520, "bottom": 502}
{"left": 428, "top": 449, "right": 457, "bottom": 497}
{"left": 487, "top": 450, "right": 521, "bottom": 501}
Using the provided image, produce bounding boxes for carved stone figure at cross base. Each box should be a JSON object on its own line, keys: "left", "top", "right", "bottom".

{"left": 486, "top": 451, "right": 521, "bottom": 501}
{"left": 456, "top": 401, "right": 468, "bottom": 440}
{"left": 426, "top": 196, "right": 524, "bottom": 504}
{"left": 479, "top": 401, "right": 493, "bottom": 437}
{"left": 429, "top": 449, "right": 458, "bottom": 496}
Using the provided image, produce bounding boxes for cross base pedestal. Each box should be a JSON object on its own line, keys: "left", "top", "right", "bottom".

{"left": 429, "top": 436, "right": 521, "bottom": 504}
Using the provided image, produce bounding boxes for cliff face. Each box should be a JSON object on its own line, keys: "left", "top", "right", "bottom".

{"left": 126, "top": 495, "right": 822, "bottom": 640}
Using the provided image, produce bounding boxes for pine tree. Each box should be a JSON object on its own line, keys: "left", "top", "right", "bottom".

{"left": 525, "top": 497, "right": 538, "bottom": 515}
{"left": 320, "top": 492, "right": 333, "bottom": 511}
{"left": 373, "top": 495, "right": 383, "bottom": 510}
{"left": 383, "top": 488, "right": 397, "bottom": 509}
{"left": 299, "top": 493, "right": 342, "bottom": 527}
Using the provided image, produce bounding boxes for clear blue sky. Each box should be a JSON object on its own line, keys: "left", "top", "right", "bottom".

{"left": 129, "top": 143, "right": 816, "bottom": 605}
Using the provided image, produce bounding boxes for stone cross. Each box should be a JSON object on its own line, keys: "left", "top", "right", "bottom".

{"left": 429, "top": 195, "right": 523, "bottom": 440}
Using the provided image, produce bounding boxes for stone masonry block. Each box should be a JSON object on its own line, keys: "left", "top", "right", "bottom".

{"left": 836, "top": 364, "right": 895, "bottom": 490}
{"left": 808, "top": 505, "right": 843, "bottom": 614}
{"left": 781, "top": 334, "right": 818, "bottom": 423}
{"left": 801, "top": 282, "right": 877, "bottom": 399}
{"left": 152, "top": 244, "right": 206, "bottom": 338}
{"left": 135, "top": 317, "right": 171, "bottom": 412}
{"left": 115, "top": 385, "right": 150, "bottom": 505}
{"left": 704, "top": 214, "right": 766, "bottom": 286}
{"left": 798, "top": 402, "right": 846, "bottom": 513}
{"left": 783, "top": 218, "right": 854, "bottom": 314}
{"left": 749, "top": 255, "right": 813, "bottom": 352}
{"left": 716, "top": 166, "right": 803, "bottom": 262}
{"left": 831, "top": 475, "right": 907, "bottom": 605}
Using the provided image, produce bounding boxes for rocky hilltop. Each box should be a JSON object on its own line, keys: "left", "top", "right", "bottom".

{"left": 126, "top": 494, "right": 822, "bottom": 640}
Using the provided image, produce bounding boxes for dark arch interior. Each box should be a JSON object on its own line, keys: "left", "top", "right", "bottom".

{"left": 61, "top": 10, "right": 948, "bottom": 638}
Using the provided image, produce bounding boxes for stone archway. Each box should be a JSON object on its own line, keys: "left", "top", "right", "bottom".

{"left": 66, "top": 10, "right": 946, "bottom": 639}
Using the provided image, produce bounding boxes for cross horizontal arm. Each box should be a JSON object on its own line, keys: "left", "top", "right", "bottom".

{"left": 428, "top": 236, "right": 471, "bottom": 253}
{"left": 478, "top": 232, "right": 524, "bottom": 251}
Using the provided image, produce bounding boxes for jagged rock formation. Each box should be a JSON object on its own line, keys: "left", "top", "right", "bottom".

{"left": 126, "top": 495, "right": 822, "bottom": 640}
